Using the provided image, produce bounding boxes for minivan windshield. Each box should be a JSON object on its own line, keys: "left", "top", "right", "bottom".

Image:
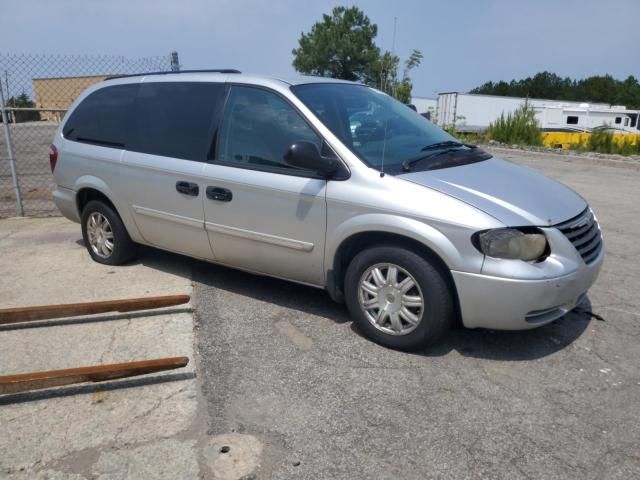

{"left": 291, "top": 83, "right": 491, "bottom": 173}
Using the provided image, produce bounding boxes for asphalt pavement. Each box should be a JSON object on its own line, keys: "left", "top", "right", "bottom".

{"left": 194, "top": 149, "right": 640, "bottom": 479}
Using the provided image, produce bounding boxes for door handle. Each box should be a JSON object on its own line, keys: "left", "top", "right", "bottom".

{"left": 176, "top": 181, "right": 199, "bottom": 196}
{"left": 206, "top": 186, "right": 233, "bottom": 202}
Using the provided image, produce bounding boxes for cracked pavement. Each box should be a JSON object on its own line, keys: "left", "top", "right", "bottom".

{"left": 0, "top": 218, "right": 206, "bottom": 479}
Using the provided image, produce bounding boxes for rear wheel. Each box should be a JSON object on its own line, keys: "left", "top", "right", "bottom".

{"left": 81, "top": 200, "right": 136, "bottom": 265}
{"left": 344, "top": 245, "right": 454, "bottom": 350}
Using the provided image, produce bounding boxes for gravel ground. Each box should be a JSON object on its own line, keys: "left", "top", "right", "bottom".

{"left": 194, "top": 149, "right": 640, "bottom": 479}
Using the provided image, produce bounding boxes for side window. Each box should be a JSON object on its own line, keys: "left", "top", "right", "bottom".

{"left": 566, "top": 116, "right": 579, "bottom": 125}
{"left": 128, "top": 82, "right": 224, "bottom": 162}
{"left": 63, "top": 84, "right": 137, "bottom": 147}
{"left": 216, "top": 86, "right": 322, "bottom": 171}
{"left": 614, "top": 117, "right": 622, "bottom": 124}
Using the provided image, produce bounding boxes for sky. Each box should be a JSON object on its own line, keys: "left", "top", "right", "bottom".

{"left": 2, "top": 0, "right": 639, "bottom": 98}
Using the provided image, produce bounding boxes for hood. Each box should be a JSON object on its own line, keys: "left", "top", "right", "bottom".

{"left": 399, "top": 157, "right": 586, "bottom": 226}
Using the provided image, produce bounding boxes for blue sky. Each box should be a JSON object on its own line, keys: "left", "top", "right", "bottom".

{"left": 2, "top": 0, "right": 639, "bottom": 97}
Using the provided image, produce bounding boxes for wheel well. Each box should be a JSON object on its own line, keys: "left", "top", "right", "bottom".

{"left": 330, "top": 231, "right": 461, "bottom": 325}
{"left": 76, "top": 188, "right": 117, "bottom": 215}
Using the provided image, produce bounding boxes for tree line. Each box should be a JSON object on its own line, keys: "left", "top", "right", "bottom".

{"left": 470, "top": 71, "right": 640, "bottom": 109}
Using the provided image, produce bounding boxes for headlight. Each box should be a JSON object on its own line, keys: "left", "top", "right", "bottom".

{"left": 476, "top": 228, "right": 548, "bottom": 261}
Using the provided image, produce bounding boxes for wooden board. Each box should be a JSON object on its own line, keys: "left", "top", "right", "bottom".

{"left": 0, "top": 295, "right": 190, "bottom": 325}
{"left": 0, "top": 357, "right": 189, "bottom": 395}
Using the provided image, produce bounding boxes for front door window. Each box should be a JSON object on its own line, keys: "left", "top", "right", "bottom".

{"left": 216, "top": 86, "right": 322, "bottom": 173}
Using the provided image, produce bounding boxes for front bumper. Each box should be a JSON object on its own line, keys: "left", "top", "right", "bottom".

{"left": 452, "top": 248, "right": 604, "bottom": 330}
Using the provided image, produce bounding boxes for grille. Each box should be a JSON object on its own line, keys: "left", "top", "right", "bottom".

{"left": 555, "top": 208, "right": 603, "bottom": 264}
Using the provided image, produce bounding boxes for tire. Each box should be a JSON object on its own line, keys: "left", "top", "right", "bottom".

{"left": 81, "top": 200, "right": 136, "bottom": 265}
{"left": 344, "top": 245, "right": 454, "bottom": 350}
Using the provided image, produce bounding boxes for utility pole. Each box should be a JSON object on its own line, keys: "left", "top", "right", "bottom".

{"left": 391, "top": 17, "right": 398, "bottom": 97}
{"left": 391, "top": 17, "right": 397, "bottom": 56}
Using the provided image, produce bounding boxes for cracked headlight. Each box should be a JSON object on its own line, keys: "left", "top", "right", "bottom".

{"left": 476, "top": 228, "right": 548, "bottom": 261}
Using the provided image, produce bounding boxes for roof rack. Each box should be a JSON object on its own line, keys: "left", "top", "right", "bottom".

{"left": 105, "top": 69, "right": 241, "bottom": 80}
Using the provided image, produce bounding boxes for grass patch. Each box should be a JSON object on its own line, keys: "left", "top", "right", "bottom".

{"left": 568, "top": 130, "right": 640, "bottom": 155}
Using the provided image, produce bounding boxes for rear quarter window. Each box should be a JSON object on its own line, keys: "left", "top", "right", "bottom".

{"left": 63, "top": 84, "right": 138, "bottom": 147}
{"left": 127, "top": 82, "right": 224, "bottom": 162}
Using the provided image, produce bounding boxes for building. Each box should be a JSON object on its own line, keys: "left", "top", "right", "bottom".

{"left": 32, "top": 75, "right": 108, "bottom": 121}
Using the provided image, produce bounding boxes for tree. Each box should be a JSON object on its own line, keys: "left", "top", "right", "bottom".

{"left": 292, "top": 6, "right": 422, "bottom": 103}
{"left": 368, "top": 51, "right": 399, "bottom": 94}
{"left": 5, "top": 93, "right": 39, "bottom": 123}
{"left": 395, "top": 49, "right": 423, "bottom": 104}
{"left": 6, "top": 93, "right": 35, "bottom": 108}
{"left": 292, "top": 6, "right": 380, "bottom": 82}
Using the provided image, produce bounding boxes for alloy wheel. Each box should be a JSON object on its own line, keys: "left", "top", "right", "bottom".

{"left": 86, "top": 212, "right": 114, "bottom": 258}
{"left": 357, "top": 263, "right": 424, "bottom": 335}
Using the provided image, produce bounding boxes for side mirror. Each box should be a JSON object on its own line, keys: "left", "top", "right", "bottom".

{"left": 284, "top": 141, "right": 339, "bottom": 178}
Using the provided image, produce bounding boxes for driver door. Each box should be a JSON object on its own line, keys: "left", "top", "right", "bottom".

{"left": 201, "top": 85, "right": 328, "bottom": 286}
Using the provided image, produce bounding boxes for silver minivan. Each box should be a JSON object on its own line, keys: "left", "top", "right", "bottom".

{"left": 51, "top": 71, "right": 603, "bottom": 350}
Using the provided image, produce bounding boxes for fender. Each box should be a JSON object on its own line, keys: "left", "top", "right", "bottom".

{"left": 74, "top": 175, "right": 144, "bottom": 243}
{"left": 325, "top": 213, "right": 481, "bottom": 277}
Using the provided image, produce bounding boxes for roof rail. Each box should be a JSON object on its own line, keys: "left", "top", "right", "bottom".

{"left": 105, "top": 69, "right": 241, "bottom": 80}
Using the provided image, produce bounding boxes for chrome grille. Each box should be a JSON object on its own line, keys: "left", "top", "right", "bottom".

{"left": 555, "top": 208, "right": 603, "bottom": 264}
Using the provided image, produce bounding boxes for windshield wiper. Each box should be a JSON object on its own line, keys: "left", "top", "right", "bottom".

{"left": 402, "top": 142, "right": 477, "bottom": 172}
{"left": 423, "top": 149, "right": 492, "bottom": 171}
{"left": 420, "top": 140, "right": 466, "bottom": 152}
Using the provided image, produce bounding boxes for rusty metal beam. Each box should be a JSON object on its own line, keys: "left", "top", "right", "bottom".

{"left": 0, "top": 295, "right": 190, "bottom": 325}
{"left": 0, "top": 357, "right": 189, "bottom": 395}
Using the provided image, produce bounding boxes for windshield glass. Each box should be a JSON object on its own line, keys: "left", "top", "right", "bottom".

{"left": 291, "top": 83, "right": 490, "bottom": 173}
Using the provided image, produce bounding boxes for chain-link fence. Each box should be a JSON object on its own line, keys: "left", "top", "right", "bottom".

{"left": 0, "top": 52, "right": 176, "bottom": 218}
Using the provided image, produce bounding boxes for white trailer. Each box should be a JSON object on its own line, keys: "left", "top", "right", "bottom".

{"left": 435, "top": 92, "right": 640, "bottom": 133}
{"left": 538, "top": 105, "right": 640, "bottom": 133}
{"left": 410, "top": 96, "right": 438, "bottom": 117}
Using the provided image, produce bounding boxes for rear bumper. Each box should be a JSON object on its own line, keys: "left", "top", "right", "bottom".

{"left": 452, "top": 249, "right": 604, "bottom": 330}
{"left": 52, "top": 186, "right": 80, "bottom": 223}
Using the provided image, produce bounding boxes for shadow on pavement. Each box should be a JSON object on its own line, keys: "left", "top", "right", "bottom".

{"left": 191, "top": 257, "right": 350, "bottom": 325}
{"left": 192, "top": 254, "right": 595, "bottom": 362}
{"left": 90, "top": 243, "right": 596, "bottom": 363}
{"left": 415, "top": 298, "right": 594, "bottom": 361}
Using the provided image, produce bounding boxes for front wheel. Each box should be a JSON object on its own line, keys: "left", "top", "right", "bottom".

{"left": 344, "top": 245, "right": 454, "bottom": 350}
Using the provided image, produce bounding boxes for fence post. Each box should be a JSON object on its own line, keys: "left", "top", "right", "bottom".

{"left": 0, "top": 86, "right": 24, "bottom": 216}
{"left": 170, "top": 51, "right": 180, "bottom": 72}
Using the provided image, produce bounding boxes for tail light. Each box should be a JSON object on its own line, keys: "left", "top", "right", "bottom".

{"left": 49, "top": 144, "right": 58, "bottom": 172}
